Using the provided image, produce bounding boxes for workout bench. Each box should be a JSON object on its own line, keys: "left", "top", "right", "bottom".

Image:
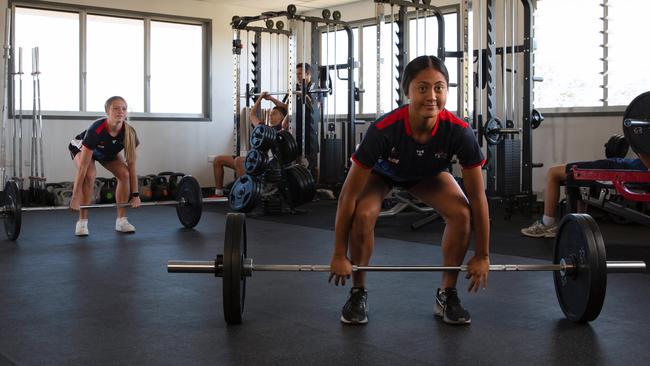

{"left": 568, "top": 167, "right": 650, "bottom": 227}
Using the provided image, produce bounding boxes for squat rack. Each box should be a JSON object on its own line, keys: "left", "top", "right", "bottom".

{"left": 231, "top": 11, "right": 294, "bottom": 157}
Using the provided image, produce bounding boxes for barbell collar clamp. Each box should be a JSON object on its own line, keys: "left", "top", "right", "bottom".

{"left": 623, "top": 119, "right": 650, "bottom": 127}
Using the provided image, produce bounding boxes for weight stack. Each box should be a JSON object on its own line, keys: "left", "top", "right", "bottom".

{"left": 320, "top": 138, "right": 345, "bottom": 185}
{"left": 497, "top": 139, "right": 521, "bottom": 196}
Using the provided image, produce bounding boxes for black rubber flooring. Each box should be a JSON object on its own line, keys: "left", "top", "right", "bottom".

{"left": 1, "top": 204, "right": 649, "bottom": 365}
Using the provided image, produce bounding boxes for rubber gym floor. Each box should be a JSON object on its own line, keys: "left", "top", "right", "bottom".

{"left": 1, "top": 200, "right": 649, "bottom": 365}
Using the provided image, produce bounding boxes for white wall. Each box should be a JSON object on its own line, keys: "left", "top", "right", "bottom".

{"left": 0, "top": 0, "right": 259, "bottom": 187}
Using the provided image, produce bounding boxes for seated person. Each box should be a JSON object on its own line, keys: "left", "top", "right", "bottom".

{"left": 521, "top": 152, "right": 650, "bottom": 238}
{"left": 212, "top": 92, "right": 288, "bottom": 197}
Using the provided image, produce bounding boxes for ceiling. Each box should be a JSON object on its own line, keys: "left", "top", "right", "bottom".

{"left": 194, "top": 0, "right": 360, "bottom": 12}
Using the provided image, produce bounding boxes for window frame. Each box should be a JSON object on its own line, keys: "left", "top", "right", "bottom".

{"left": 9, "top": 0, "right": 212, "bottom": 121}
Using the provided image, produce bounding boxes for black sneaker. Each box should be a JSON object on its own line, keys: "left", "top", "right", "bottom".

{"left": 434, "top": 288, "right": 471, "bottom": 325}
{"left": 340, "top": 287, "right": 368, "bottom": 324}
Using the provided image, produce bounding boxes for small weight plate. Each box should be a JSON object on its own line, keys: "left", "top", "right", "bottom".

{"left": 175, "top": 176, "right": 203, "bottom": 228}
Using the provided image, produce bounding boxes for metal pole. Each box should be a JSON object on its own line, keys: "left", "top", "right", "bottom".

{"left": 0, "top": 10, "right": 10, "bottom": 187}
{"left": 510, "top": 0, "right": 519, "bottom": 127}
{"left": 166, "top": 260, "right": 647, "bottom": 274}
{"left": 35, "top": 47, "right": 44, "bottom": 190}
{"left": 31, "top": 48, "right": 37, "bottom": 189}
{"left": 232, "top": 29, "right": 241, "bottom": 156}
{"left": 14, "top": 196, "right": 227, "bottom": 212}
{"left": 332, "top": 24, "right": 337, "bottom": 144}
{"left": 415, "top": 8, "right": 419, "bottom": 57}
{"left": 478, "top": 0, "right": 483, "bottom": 118}
{"left": 390, "top": 5, "right": 394, "bottom": 110}
{"left": 376, "top": 6, "right": 382, "bottom": 117}
{"left": 17, "top": 47, "right": 23, "bottom": 185}
{"left": 301, "top": 20, "right": 306, "bottom": 159}
{"left": 502, "top": 0, "right": 508, "bottom": 123}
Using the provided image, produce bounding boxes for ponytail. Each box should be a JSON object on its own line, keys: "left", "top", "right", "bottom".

{"left": 123, "top": 121, "right": 137, "bottom": 164}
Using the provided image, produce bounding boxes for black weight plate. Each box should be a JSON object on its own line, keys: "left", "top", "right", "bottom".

{"left": 531, "top": 109, "right": 544, "bottom": 130}
{"left": 296, "top": 164, "right": 316, "bottom": 204}
{"left": 223, "top": 212, "right": 247, "bottom": 325}
{"left": 244, "top": 149, "right": 268, "bottom": 176}
{"left": 553, "top": 214, "right": 607, "bottom": 322}
{"left": 263, "top": 158, "right": 282, "bottom": 183}
{"left": 485, "top": 118, "right": 504, "bottom": 145}
{"left": 284, "top": 165, "right": 314, "bottom": 206}
{"left": 4, "top": 180, "right": 22, "bottom": 240}
{"left": 276, "top": 130, "right": 299, "bottom": 164}
{"left": 229, "top": 175, "right": 262, "bottom": 213}
{"left": 175, "top": 176, "right": 203, "bottom": 228}
{"left": 622, "top": 91, "right": 650, "bottom": 156}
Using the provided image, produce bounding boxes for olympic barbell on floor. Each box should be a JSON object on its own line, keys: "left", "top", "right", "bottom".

{"left": 167, "top": 213, "right": 646, "bottom": 325}
{"left": 1, "top": 176, "right": 227, "bottom": 240}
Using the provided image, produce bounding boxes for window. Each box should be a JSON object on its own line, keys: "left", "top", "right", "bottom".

{"left": 321, "top": 7, "right": 460, "bottom": 117}
{"left": 86, "top": 15, "right": 144, "bottom": 112}
{"left": 12, "top": 3, "right": 210, "bottom": 118}
{"left": 534, "top": 0, "right": 650, "bottom": 109}
{"left": 409, "top": 13, "right": 458, "bottom": 113}
{"left": 321, "top": 27, "right": 359, "bottom": 116}
{"left": 608, "top": 0, "right": 650, "bottom": 106}
{"left": 14, "top": 7, "right": 79, "bottom": 112}
{"left": 150, "top": 21, "right": 204, "bottom": 114}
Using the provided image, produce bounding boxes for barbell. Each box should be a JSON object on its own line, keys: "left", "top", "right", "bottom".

{"left": 1, "top": 176, "right": 227, "bottom": 240}
{"left": 167, "top": 212, "right": 646, "bottom": 325}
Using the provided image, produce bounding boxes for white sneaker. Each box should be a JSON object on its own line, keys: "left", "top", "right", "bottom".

{"left": 115, "top": 218, "right": 136, "bottom": 233}
{"left": 75, "top": 220, "right": 89, "bottom": 236}
{"left": 521, "top": 219, "right": 558, "bottom": 238}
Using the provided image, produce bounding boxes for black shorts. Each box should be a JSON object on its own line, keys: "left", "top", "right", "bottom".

{"left": 68, "top": 143, "right": 116, "bottom": 162}
{"left": 372, "top": 171, "right": 431, "bottom": 189}
{"left": 68, "top": 142, "right": 83, "bottom": 160}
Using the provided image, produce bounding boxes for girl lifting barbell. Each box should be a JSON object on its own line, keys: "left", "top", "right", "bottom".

{"left": 68, "top": 96, "right": 140, "bottom": 236}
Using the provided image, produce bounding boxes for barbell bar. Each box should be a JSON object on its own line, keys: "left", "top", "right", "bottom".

{"left": 241, "top": 88, "right": 332, "bottom": 99}
{"left": 167, "top": 212, "right": 646, "bottom": 325}
{"left": 1, "top": 176, "right": 227, "bottom": 240}
{"left": 167, "top": 261, "right": 642, "bottom": 274}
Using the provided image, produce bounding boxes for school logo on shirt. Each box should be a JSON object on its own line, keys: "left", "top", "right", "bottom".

{"left": 388, "top": 147, "right": 400, "bottom": 164}
{"left": 416, "top": 149, "right": 425, "bottom": 157}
